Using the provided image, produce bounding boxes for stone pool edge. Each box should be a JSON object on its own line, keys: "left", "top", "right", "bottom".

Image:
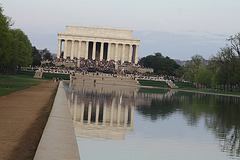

{"left": 34, "top": 81, "right": 80, "bottom": 160}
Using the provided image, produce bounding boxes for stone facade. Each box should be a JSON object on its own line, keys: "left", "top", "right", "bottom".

{"left": 57, "top": 25, "right": 140, "bottom": 64}
{"left": 118, "top": 66, "right": 154, "bottom": 74}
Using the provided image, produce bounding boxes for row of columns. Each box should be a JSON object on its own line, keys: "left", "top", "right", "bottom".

{"left": 72, "top": 97, "right": 134, "bottom": 128}
{"left": 57, "top": 39, "right": 139, "bottom": 64}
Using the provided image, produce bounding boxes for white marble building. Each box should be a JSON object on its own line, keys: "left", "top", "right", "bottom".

{"left": 57, "top": 25, "right": 140, "bottom": 63}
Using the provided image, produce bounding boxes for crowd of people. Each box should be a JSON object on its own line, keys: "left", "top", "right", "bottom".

{"left": 78, "top": 58, "right": 116, "bottom": 73}
{"left": 54, "top": 58, "right": 144, "bottom": 74}
{"left": 42, "top": 58, "right": 181, "bottom": 81}
{"left": 38, "top": 58, "right": 183, "bottom": 83}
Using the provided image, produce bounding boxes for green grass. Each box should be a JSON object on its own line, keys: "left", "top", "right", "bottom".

{"left": 0, "top": 70, "right": 69, "bottom": 96}
{"left": 138, "top": 79, "right": 240, "bottom": 97}
{"left": 176, "top": 87, "right": 240, "bottom": 96}
{"left": 0, "top": 74, "right": 48, "bottom": 97}
{"left": 19, "top": 70, "right": 36, "bottom": 77}
{"left": 19, "top": 70, "right": 70, "bottom": 80}
{"left": 42, "top": 72, "right": 70, "bottom": 80}
{"left": 174, "top": 81, "right": 197, "bottom": 89}
{"left": 137, "top": 79, "right": 169, "bottom": 88}
{"left": 138, "top": 87, "right": 168, "bottom": 94}
{"left": 173, "top": 81, "right": 240, "bottom": 96}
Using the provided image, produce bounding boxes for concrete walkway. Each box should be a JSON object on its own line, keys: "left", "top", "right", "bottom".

{"left": 34, "top": 82, "right": 80, "bottom": 160}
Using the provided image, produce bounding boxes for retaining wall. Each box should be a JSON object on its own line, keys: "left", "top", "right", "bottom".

{"left": 34, "top": 82, "right": 80, "bottom": 160}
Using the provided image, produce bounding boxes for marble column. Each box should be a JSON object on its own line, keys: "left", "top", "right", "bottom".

{"left": 129, "top": 44, "right": 133, "bottom": 62}
{"left": 73, "top": 95, "right": 77, "bottom": 121}
{"left": 122, "top": 44, "right": 125, "bottom": 62}
{"left": 88, "top": 102, "right": 92, "bottom": 124}
{"left": 78, "top": 41, "right": 81, "bottom": 58}
{"left": 114, "top": 43, "right": 118, "bottom": 62}
{"left": 110, "top": 105, "right": 114, "bottom": 126}
{"left": 85, "top": 41, "right": 89, "bottom": 59}
{"left": 117, "top": 104, "right": 121, "bottom": 126}
{"left": 80, "top": 102, "right": 84, "bottom": 124}
{"left": 95, "top": 102, "right": 99, "bottom": 124}
{"left": 102, "top": 102, "right": 107, "bottom": 125}
{"left": 92, "top": 41, "right": 96, "bottom": 60}
{"left": 110, "top": 98, "right": 115, "bottom": 126}
{"left": 124, "top": 106, "right": 129, "bottom": 127}
{"left": 64, "top": 40, "right": 68, "bottom": 59}
{"left": 134, "top": 45, "right": 139, "bottom": 64}
{"left": 107, "top": 42, "right": 111, "bottom": 61}
{"left": 100, "top": 42, "right": 104, "bottom": 60}
{"left": 130, "top": 106, "right": 134, "bottom": 128}
{"left": 57, "top": 39, "right": 61, "bottom": 58}
{"left": 70, "top": 40, "right": 74, "bottom": 59}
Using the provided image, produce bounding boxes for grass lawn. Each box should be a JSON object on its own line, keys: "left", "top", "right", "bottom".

{"left": 19, "top": 70, "right": 70, "bottom": 80}
{"left": 137, "top": 79, "right": 169, "bottom": 88}
{"left": 138, "top": 79, "right": 240, "bottom": 97}
{"left": 138, "top": 87, "right": 168, "bottom": 94}
{"left": 174, "top": 81, "right": 196, "bottom": 89}
{"left": 174, "top": 81, "right": 240, "bottom": 96}
{"left": 176, "top": 87, "right": 240, "bottom": 96}
{"left": 0, "top": 74, "right": 48, "bottom": 97}
{"left": 0, "top": 70, "right": 70, "bottom": 97}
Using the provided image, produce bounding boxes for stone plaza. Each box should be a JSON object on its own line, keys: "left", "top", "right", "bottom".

{"left": 57, "top": 25, "right": 140, "bottom": 64}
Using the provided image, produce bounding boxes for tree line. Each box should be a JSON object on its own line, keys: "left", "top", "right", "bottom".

{"left": 178, "top": 33, "right": 240, "bottom": 91}
{"left": 140, "top": 33, "right": 240, "bottom": 92}
{"left": 0, "top": 5, "right": 53, "bottom": 74}
{"left": 139, "top": 52, "right": 180, "bottom": 75}
{"left": 0, "top": 5, "right": 33, "bottom": 74}
{"left": 136, "top": 92, "right": 240, "bottom": 157}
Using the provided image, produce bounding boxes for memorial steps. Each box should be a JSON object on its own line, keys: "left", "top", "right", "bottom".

{"left": 71, "top": 74, "right": 139, "bottom": 86}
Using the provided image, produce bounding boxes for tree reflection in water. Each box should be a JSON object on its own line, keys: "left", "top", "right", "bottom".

{"left": 136, "top": 88, "right": 240, "bottom": 158}
{"left": 65, "top": 82, "right": 240, "bottom": 158}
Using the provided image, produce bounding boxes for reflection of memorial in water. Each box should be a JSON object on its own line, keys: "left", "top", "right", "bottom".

{"left": 67, "top": 83, "right": 138, "bottom": 140}
{"left": 136, "top": 89, "right": 178, "bottom": 106}
{"left": 65, "top": 82, "right": 240, "bottom": 159}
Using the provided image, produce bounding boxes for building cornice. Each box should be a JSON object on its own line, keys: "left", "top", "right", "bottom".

{"left": 66, "top": 25, "right": 133, "bottom": 33}
{"left": 57, "top": 33, "right": 140, "bottom": 42}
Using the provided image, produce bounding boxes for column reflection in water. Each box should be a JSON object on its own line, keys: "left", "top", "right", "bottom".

{"left": 67, "top": 83, "right": 138, "bottom": 140}
{"left": 65, "top": 82, "right": 240, "bottom": 159}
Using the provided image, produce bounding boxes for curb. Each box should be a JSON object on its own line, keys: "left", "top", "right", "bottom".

{"left": 34, "top": 81, "right": 80, "bottom": 160}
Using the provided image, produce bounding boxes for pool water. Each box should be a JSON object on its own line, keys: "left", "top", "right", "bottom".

{"left": 65, "top": 83, "right": 240, "bottom": 160}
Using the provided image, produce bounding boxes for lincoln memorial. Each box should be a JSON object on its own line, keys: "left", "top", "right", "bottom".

{"left": 57, "top": 25, "right": 140, "bottom": 64}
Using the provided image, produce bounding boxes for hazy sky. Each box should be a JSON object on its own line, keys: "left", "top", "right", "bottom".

{"left": 1, "top": 0, "right": 240, "bottom": 60}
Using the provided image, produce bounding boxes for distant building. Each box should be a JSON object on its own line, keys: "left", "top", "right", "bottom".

{"left": 57, "top": 25, "right": 140, "bottom": 64}
{"left": 173, "top": 59, "right": 189, "bottom": 66}
{"left": 52, "top": 53, "right": 57, "bottom": 59}
{"left": 38, "top": 49, "right": 55, "bottom": 60}
{"left": 38, "top": 49, "right": 46, "bottom": 59}
{"left": 174, "top": 59, "right": 209, "bottom": 66}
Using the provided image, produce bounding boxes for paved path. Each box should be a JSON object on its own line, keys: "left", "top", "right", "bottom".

{"left": 34, "top": 81, "right": 80, "bottom": 160}
{"left": 0, "top": 81, "right": 58, "bottom": 160}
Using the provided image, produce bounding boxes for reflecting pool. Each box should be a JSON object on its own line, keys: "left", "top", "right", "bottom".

{"left": 65, "top": 82, "right": 240, "bottom": 160}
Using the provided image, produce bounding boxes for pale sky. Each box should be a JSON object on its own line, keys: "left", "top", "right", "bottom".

{"left": 1, "top": 0, "right": 240, "bottom": 60}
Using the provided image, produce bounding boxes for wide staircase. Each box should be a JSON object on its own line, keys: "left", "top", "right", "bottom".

{"left": 72, "top": 74, "right": 139, "bottom": 86}
{"left": 166, "top": 80, "right": 178, "bottom": 88}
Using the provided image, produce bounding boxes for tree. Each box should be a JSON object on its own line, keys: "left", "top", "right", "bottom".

{"left": 139, "top": 52, "right": 180, "bottom": 75}
{"left": 194, "top": 67, "right": 212, "bottom": 88}
{"left": 139, "top": 54, "right": 156, "bottom": 68}
{"left": 0, "top": 5, "right": 32, "bottom": 74}
{"left": 183, "top": 54, "right": 205, "bottom": 82}
{"left": 209, "top": 46, "right": 240, "bottom": 91}
{"left": 42, "top": 48, "right": 52, "bottom": 61}
{"left": 227, "top": 33, "right": 240, "bottom": 57}
{"left": 7, "top": 29, "right": 32, "bottom": 74}
{"left": 173, "top": 66, "right": 184, "bottom": 78}
{"left": 0, "top": 5, "right": 11, "bottom": 55}
{"left": 0, "top": 5, "right": 11, "bottom": 73}
{"left": 32, "top": 46, "right": 41, "bottom": 66}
